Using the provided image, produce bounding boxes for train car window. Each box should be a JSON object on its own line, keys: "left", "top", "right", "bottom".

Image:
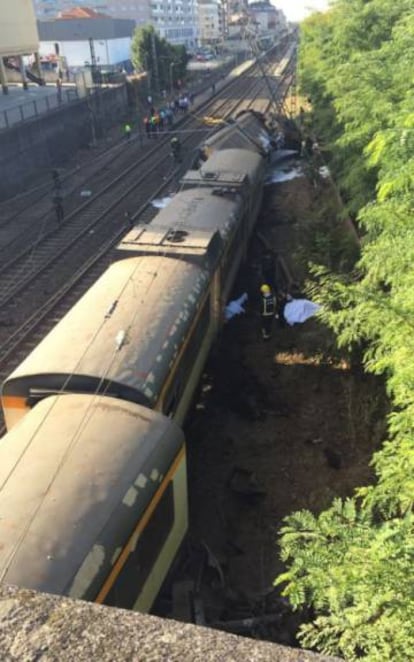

{"left": 164, "top": 298, "right": 210, "bottom": 417}
{"left": 104, "top": 482, "right": 175, "bottom": 610}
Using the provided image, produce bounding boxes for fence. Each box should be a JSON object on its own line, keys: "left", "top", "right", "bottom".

{"left": 0, "top": 87, "right": 80, "bottom": 131}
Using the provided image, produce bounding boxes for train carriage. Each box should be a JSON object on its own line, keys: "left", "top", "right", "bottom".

{"left": 0, "top": 394, "right": 186, "bottom": 612}
{"left": 201, "top": 110, "right": 271, "bottom": 159}
{"left": 182, "top": 148, "right": 266, "bottom": 232}
{"left": 2, "top": 256, "right": 212, "bottom": 429}
{"left": 119, "top": 189, "right": 243, "bottom": 327}
{"left": 0, "top": 113, "right": 272, "bottom": 613}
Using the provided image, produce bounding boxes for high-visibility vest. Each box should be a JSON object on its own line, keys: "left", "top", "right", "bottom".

{"left": 261, "top": 293, "right": 275, "bottom": 317}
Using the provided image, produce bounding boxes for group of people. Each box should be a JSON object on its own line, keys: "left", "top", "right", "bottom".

{"left": 143, "top": 95, "right": 193, "bottom": 139}
{"left": 143, "top": 107, "right": 175, "bottom": 138}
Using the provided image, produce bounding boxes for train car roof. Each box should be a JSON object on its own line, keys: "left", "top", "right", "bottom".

{"left": 4, "top": 256, "right": 209, "bottom": 407}
{"left": 118, "top": 189, "right": 243, "bottom": 263}
{"left": 182, "top": 149, "right": 265, "bottom": 189}
{"left": 203, "top": 111, "right": 270, "bottom": 154}
{"left": 0, "top": 394, "right": 184, "bottom": 600}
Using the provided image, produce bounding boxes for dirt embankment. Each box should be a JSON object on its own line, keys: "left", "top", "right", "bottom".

{"left": 179, "top": 159, "right": 387, "bottom": 645}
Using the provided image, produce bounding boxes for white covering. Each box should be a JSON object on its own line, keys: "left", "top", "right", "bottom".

{"left": 224, "top": 292, "right": 248, "bottom": 321}
{"left": 151, "top": 196, "right": 174, "bottom": 209}
{"left": 284, "top": 298, "right": 320, "bottom": 325}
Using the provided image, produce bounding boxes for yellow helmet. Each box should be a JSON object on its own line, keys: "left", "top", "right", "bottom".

{"left": 260, "top": 284, "right": 271, "bottom": 294}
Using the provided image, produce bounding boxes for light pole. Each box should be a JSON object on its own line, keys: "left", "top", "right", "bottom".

{"left": 169, "top": 62, "right": 176, "bottom": 97}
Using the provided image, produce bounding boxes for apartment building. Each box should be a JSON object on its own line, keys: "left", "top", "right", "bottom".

{"left": 33, "top": 1, "right": 198, "bottom": 47}
{"left": 197, "top": 0, "right": 222, "bottom": 45}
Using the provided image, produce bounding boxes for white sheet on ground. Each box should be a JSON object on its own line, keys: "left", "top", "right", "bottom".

{"left": 284, "top": 298, "right": 321, "bottom": 325}
{"left": 224, "top": 292, "right": 248, "bottom": 321}
{"left": 151, "top": 195, "right": 174, "bottom": 209}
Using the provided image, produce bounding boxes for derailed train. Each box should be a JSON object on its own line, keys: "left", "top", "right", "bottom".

{"left": 0, "top": 111, "right": 271, "bottom": 612}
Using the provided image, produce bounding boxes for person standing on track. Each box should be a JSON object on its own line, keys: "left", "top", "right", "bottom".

{"left": 124, "top": 123, "right": 132, "bottom": 141}
{"left": 170, "top": 136, "right": 182, "bottom": 163}
{"left": 53, "top": 194, "right": 64, "bottom": 224}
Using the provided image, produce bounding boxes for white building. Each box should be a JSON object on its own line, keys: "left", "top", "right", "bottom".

{"left": 198, "top": 0, "right": 221, "bottom": 45}
{"left": 37, "top": 9, "right": 135, "bottom": 68}
{"left": 150, "top": 0, "right": 199, "bottom": 48}
{"left": 33, "top": 2, "right": 198, "bottom": 48}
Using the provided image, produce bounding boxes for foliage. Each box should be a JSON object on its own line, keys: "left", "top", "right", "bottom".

{"left": 276, "top": 502, "right": 414, "bottom": 661}
{"left": 276, "top": 2, "right": 414, "bottom": 660}
{"left": 130, "top": 25, "right": 188, "bottom": 93}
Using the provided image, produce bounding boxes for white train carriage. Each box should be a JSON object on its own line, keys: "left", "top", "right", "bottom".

{"left": 2, "top": 256, "right": 212, "bottom": 429}
{"left": 0, "top": 394, "right": 186, "bottom": 612}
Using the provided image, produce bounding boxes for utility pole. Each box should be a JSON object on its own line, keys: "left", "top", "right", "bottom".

{"left": 150, "top": 32, "right": 159, "bottom": 94}
{"left": 244, "top": 24, "right": 282, "bottom": 116}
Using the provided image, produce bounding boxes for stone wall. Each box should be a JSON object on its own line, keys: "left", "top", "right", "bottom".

{"left": 0, "top": 85, "right": 128, "bottom": 201}
{"left": 0, "top": 584, "right": 342, "bottom": 662}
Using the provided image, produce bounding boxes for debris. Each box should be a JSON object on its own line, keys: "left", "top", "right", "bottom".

{"left": 228, "top": 467, "right": 267, "bottom": 498}
{"left": 211, "top": 612, "right": 282, "bottom": 634}
{"left": 170, "top": 579, "right": 195, "bottom": 622}
{"left": 305, "top": 436, "right": 323, "bottom": 445}
{"left": 201, "top": 542, "right": 225, "bottom": 587}
{"left": 319, "top": 165, "right": 330, "bottom": 178}
{"left": 323, "top": 447, "right": 342, "bottom": 470}
{"left": 193, "top": 595, "right": 206, "bottom": 626}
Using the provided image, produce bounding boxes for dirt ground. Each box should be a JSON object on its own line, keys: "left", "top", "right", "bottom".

{"left": 174, "top": 158, "right": 388, "bottom": 645}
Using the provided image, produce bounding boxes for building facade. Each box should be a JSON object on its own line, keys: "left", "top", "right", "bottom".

{"left": 1, "top": 0, "right": 39, "bottom": 56}
{"left": 198, "top": 0, "right": 221, "bottom": 45}
{"left": 247, "top": 1, "right": 286, "bottom": 34}
{"left": 37, "top": 11, "right": 135, "bottom": 68}
{"left": 33, "top": 1, "right": 198, "bottom": 47}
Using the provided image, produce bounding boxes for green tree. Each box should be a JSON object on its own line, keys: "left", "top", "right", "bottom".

{"left": 276, "top": 3, "right": 414, "bottom": 660}
{"left": 130, "top": 25, "right": 188, "bottom": 94}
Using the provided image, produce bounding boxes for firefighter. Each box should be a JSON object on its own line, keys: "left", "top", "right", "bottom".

{"left": 260, "top": 284, "right": 276, "bottom": 340}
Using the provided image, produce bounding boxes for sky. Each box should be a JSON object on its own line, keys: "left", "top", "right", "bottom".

{"left": 271, "top": 0, "right": 330, "bottom": 23}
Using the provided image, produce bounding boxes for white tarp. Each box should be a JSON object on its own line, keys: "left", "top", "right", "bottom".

{"left": 224, "top": 292, "right": 248, "bottom": 321}
{"left": 151, "top": 196, "right": 174, "bottom": 209}
{"left": 284, "top": 298, "right": 321, "bottom": 325}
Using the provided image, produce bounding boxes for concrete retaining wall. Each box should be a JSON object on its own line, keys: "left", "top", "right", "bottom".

{"left": 0, "top": 84, "right": 128, "bottom": 201}
{"left": 0, "top": 584, "right": 343, "bottom": 662}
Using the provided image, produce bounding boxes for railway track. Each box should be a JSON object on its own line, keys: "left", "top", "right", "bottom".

{"left": 0, "top": 43, "right": 297, "bottom": 435}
